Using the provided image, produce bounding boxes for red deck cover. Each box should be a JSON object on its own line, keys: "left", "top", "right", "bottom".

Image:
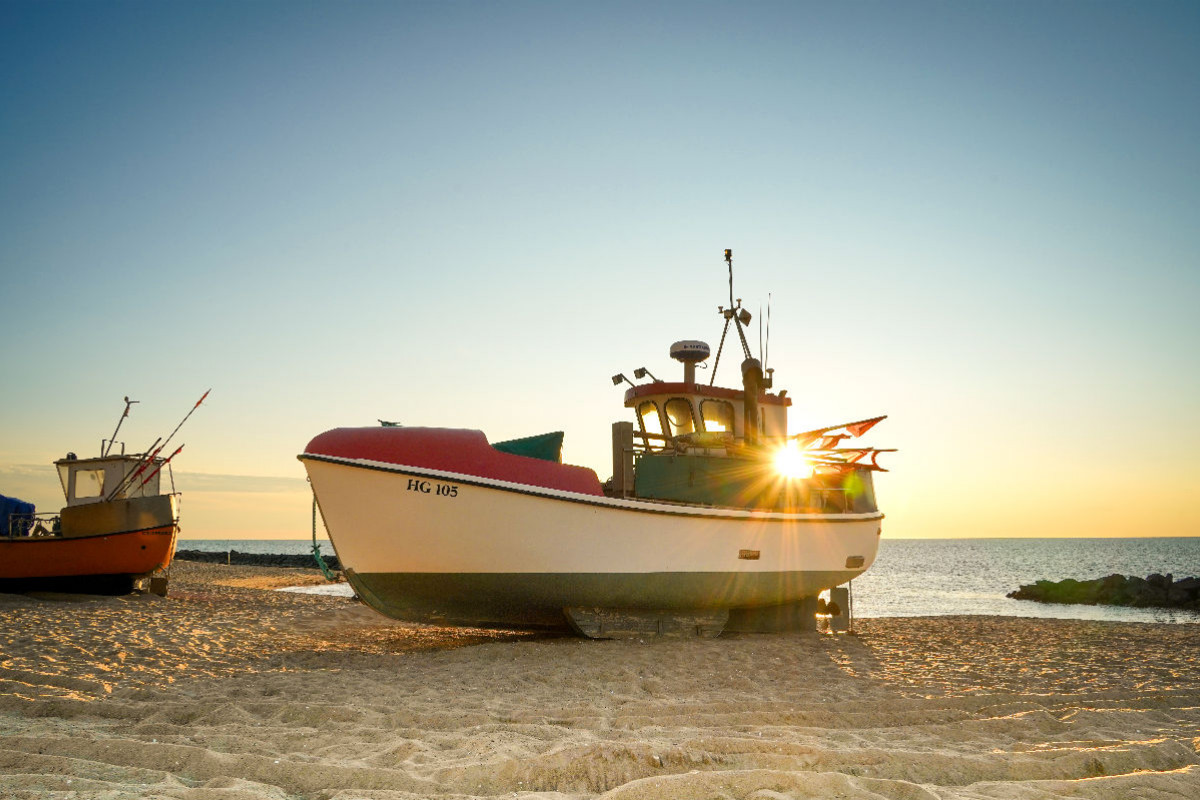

{"left": 304, "top": 427, "right": 604, "bottom": 496}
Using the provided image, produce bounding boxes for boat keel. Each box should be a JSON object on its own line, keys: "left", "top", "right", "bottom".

{"left": 564, "top": 607, "right": 729, "bottom": 639}
{"left": 725, "top": 596, "right": 822, "bottom": 633}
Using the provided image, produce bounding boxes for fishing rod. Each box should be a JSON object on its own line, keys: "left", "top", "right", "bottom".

{"left": 102, "top": 397, "right": 138, "bottom": 457}
{"left": 158, "top": 389, "right": 210, "bottom": 453}
{"left": 136, "top": 444, "right": 184, "bottom": 491}
{"left": 106, "top": 389, "right": 210, "bottom": 499}
{"left": 104, "top": 437, "right": 161, "bottom": 501}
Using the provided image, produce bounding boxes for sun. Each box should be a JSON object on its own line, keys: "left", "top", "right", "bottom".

{"left": 773, "top": 442, "right": 812, "bottom": 479}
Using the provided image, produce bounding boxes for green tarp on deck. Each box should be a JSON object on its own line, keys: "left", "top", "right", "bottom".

{"left": 492, "top": 432, "right": 564, "bottom": 463}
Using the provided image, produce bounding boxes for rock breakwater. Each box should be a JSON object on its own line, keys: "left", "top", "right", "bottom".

{"left": 175, "top": 548, "right": 341, "bottom": 571}
{"left": 1008, "top": 573, "right": 1200, "bottom": 610}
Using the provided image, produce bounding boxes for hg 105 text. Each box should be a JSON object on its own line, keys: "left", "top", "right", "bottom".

{"left": 406, "top": 478, "right": 458, "bottom": 497}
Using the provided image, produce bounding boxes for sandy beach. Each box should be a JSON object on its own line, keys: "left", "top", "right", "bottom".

{"left": 1, "top": 562, "right": 1197, "bottom": 799}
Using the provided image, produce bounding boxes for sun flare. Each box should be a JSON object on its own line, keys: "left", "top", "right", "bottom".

{"left": 773, "top": 443, "right": 813, "bottom": 479}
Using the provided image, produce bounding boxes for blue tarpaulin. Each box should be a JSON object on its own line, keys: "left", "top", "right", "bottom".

{"left": 1, "top": 493, "right": 35, "bottom": 536}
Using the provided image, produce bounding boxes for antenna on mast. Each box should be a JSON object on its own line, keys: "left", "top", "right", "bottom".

{"left": 725, "top": 248, "right": 735, "bottom": 309}
{"left": 758, "top": 304, "right": 763, "bottom": 363}
{"left": 102, "top": 396, "right": 138, "bottom": 456}
{"left": 711, "top": 248, "right": 757, "bottom": 383}
{"left": 765, "top": 293, "right": 771, "bottom": 372}
{"left": 728, "top": 252, "right": 753, "bottom": 361}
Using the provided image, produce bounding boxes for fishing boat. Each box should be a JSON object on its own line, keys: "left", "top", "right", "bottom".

{"left": 300, "top": 251, "right": 892, "bottom": 636}
{"left": 0, "top": 395, "right": 206, "bottom": 594}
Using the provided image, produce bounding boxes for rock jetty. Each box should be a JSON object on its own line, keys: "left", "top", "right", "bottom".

{"left": 174, "top": 549, "right": 341, "bottom": 571}
{"left": 1008, "top": 573, "right": 1200, "bottom": 610}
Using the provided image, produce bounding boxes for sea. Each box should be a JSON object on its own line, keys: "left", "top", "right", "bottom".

{"left": 177, "top": 537, "right": 1200, "bottom": 624}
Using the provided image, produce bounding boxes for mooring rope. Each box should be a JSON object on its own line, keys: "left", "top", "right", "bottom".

{"left": 311, "top": 493, "right": 337, "bottom": 581}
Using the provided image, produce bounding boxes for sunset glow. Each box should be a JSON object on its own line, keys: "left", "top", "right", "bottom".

{"left": 1, "top": 3, "right": 1196, "bottom": 540}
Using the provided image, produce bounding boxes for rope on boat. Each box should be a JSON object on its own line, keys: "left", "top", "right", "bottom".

{"left": 311, "top": 493, "right": 337, "bottom": 581}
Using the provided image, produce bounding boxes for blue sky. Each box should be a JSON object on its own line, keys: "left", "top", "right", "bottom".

{"left": 2, "top": 1, "right": 1197, "bottom": 539}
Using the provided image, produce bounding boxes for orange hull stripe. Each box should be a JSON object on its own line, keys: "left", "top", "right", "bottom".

{"left": 0, "top": 527, "right": 176, "bottom": 580}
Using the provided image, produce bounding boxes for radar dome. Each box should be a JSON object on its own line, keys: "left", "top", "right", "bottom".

{"left": 670, "top": 340, "right": 711, "bottom": 363}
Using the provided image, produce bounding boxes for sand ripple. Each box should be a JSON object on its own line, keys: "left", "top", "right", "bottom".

{"left": 1, "top": 562, "right": 1197, "bottom": 798}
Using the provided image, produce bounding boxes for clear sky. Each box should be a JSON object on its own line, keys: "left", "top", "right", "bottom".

{"left": 2, "top": 1, "right": 1197, "bottom": 540}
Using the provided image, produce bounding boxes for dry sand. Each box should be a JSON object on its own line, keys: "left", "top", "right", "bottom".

{"left": 1, "top": 562, "right": 1197, "bottom": 799}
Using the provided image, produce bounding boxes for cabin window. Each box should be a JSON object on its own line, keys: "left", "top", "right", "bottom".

{"left": 664, "top": 398, "right": 696, "bottom": 436}
{"left": 74, "top": 469, "right": 104, "bottom": 499}
{"left": 637, "top": 401, "right": 664, "bottom": 442}
{"left": 700, "top": 400, "right": 734, "bottom": 433}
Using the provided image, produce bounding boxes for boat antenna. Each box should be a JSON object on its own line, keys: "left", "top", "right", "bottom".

{"left": 102, "top": 396, "right": 139, "bottom": 456}
{"left": 764, "top": 293, "right": 771, "bottom": 372}
{"left": 727, "top": 248, "right": 735, "bottom": 309}
{"left": 727, "top": 250, "right": 753, "bottom": 361}
{"left": 711, "top": 249, "right": 755, "bottom": 384}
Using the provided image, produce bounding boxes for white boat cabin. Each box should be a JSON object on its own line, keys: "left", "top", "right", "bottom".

{"left": 55, "top": 454, "right": 164, "bottom": 507}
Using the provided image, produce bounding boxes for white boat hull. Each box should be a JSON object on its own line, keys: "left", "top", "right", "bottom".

{"left": 302, "top": 454, "right": 883, "bottom": 630}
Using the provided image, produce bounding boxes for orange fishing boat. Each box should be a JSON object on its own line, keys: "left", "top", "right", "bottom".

{"left": 1, "top": 395, "right": 204, "bottom": 594}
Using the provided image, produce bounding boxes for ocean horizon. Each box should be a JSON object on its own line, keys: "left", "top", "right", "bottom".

{"left": 177, "top": 536, "right": 1200, "bottom": 624}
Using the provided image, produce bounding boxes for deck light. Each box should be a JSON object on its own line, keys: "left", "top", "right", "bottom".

{"left": 633, "top": 367, "right": 661, "bottom": 382}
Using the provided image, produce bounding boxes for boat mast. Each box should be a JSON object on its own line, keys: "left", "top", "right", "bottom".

{"left": 727, "top": 249, "right": 753, "bottom": 362}
{"left": 710, "top": 249, "right": 756, "bottom": 385}
{"left": 102, "top": 396, "right": 138, "bottom": 456}
{"left": 708, "top": 250, "right": 769, "bottom": 445}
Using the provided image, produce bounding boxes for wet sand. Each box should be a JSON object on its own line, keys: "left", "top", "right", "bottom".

{"left": 1, "top": 561, "right": 1197, "bottom": 799}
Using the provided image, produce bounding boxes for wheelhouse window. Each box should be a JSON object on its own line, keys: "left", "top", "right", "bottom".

{"left": 74, "top": 469, "right": 104, "bottom": 499}
{"left": 637, "top": 401, "right": 664, "bottom": 442}
{"left": 700, "top": 399, "right": 734, "bottom": 433}
{"left": 664, "top": 398, "right": 696, "bottom": 436}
